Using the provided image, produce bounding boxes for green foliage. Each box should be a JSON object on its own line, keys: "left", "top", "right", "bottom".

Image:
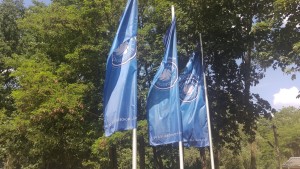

{"left": 268, "top": 0, "right": 300, "bottom": 75}
{"left": 1, "top": 54, "right": 92, "bottom": 168}
{"left": 0, "top": 2, "right": 24, "bottom": 166}
{"left": 274, "top": 107, "right": 300, "bottom": 157}
{"left": 0, "top": 0, "right": 299, "bottom": 168}
{"left": 215, "top": 107, "right": 300, "bottom": 169}
{"left": 257, "top": 107, "right": 300, "bottom": 168}
{"left": 0, "top": 0, "right": 24, "bottom": 115}
{"left": 0, "top": 0, "right": 114, "bottom": 167}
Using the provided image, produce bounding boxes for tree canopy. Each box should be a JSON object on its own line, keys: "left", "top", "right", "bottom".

{"left": 0, "top": 0, "right": 299, "bottom": 168}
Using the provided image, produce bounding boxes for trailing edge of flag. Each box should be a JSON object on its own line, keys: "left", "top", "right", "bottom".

{"left": 104, "top": 0, "right": 138, "bottom": 137}
{"left": 147, "top": 19, "right": 182, "bottom": 146}
{"left": 179, "top": 52, "right": 209, "bottom": 147}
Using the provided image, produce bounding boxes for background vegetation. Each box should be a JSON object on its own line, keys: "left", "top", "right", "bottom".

{"left": 0, "top": 0, "right": 299, "bottom": 168}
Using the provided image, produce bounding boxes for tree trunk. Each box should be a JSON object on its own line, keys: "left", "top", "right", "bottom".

{"left": 243, "top": 29, "right": 256, "bottom": 169}
{"left": 109, "top": 146, "right": 118, "bottom": 169}
{"left": 243, "top": 42, "right": 252, "bottom": 104}
{"left": 138, "top": 136, "right": 146, "bottom": 169}
{"left": 152, "top": 147, "right": 163, "bottom": 169}
{"left": 214, "top": 149, "right": 220, "bottom": 169}
{"left": 250, "top": 141, "right": 257, "bottom": 169}
{"left": 4, "top": 154, "right": 14, "bottom": 169}
{"left": 200, "top": 147, "right": 207, "bottom": 169}
{"left": 272, "top": 124, "right": 281, "bottom": 169}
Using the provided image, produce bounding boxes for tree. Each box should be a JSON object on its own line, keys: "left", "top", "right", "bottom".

{"left": 254, "top": 0, "right": 300, "bottom": 96}
{"left": 1, "top": 0, "right": 299, "bottom": 168}
{"left": 0, "top": 0, "right": 120, "bottom": 167}
{"left": 0, "top": 0, "right": 24, "bottom": 116}
{"left": 0, "top": 1, "right": 24, "bottom": 166}
{"left": 3, "top": 54, "right": 92, "bottom": 168}
{"left": 257, "top": 107, "right": 300, "bottom": 169}
{"left": 169, "top": 1, "right": 278, "bottom": 168}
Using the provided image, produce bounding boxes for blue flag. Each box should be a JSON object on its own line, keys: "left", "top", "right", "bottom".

{"left": 147, "top": 20, "right": 182, "bottom": 146}
{"left": 104, "top": 0, "right": 138, "bottom": 137}
{"left": 179, "top": 52, "right": 209, "bottom": 147}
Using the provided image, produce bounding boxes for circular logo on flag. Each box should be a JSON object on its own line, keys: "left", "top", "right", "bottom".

{"left": 154, "top": 61, "right": 178, "bottom": 89}
{"left": 179, "top": 74, "right": 199, "bottom": 102}
{"left": 112, "top": 37, "right": 137, "bottom": 66}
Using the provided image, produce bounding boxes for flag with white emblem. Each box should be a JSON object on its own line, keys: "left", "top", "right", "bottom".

{"left": 179, "top": 52, "right": 209, "bottom": 147}
{"left": 147, "top": 20, "right": 182, "bottom": 146}
{"left": 104, "top": 0, "right": 138, "bottom": 137}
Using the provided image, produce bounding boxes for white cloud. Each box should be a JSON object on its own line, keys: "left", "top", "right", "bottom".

{"left": 273, "top": 86, "right": 300, "bottom": 109}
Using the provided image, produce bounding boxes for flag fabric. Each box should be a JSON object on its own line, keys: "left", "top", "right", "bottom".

{"left": 104, "top": 0, "right": 138, "bottom": 137}
{"left": 179, "top": 52, "right": 209, "bottom": 147}
{"left": 147, "top": 19, "right": 182, "bottom": 146}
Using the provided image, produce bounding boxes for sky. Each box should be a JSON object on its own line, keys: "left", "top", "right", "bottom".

{"left": 24, "top": 0, "right": 51, "bottom": 7}
{"left": 22, "top": 0, "right": 300, "bottom": 110}
{"left": 251, "top": 68, "right": 300, "bottom": 110}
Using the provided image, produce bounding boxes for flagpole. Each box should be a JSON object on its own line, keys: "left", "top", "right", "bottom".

{"left": 132, "top": 128, "right": 137, "bottom": 169}
{"left": 172, "top": 5, "right": 184, "bottom": 169}
{"left": 199, "top": 33, "right": 215, "bottom": 169}
{"left": 171, "top": 5, "right": 175, "bottom": 21}
{"left": 132, "top": 1, "right": 138, "bottom": 168}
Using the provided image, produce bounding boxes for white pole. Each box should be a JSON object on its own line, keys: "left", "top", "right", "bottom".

{"left": 179, "top": 141, "right": 184, "bottom": 169}
{"left": 200, "top": 33, "right": 215, "bottom": 169}
{"left": 132, "top": 128, "right": 137, "bottom": 169}
{"left": 171, "top": 5, "right": 175, "bottom": 21}
{"left": 172, "top": 5, "right": 184, "bottom": 169}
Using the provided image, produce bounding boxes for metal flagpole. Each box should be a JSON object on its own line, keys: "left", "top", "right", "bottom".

{"left": 132, "top": 128, "right": 137, "bottom": 169}
{"left": 172, "top": 5, "right": 184, "bottom": 169}
{"left": 199, "top": 33, "right": 215, "bottom": 169}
